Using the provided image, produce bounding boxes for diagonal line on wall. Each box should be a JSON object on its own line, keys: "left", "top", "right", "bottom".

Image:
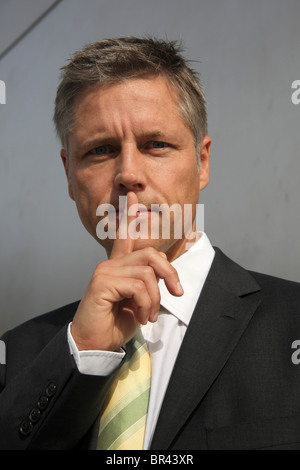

{"left": 0, "top": 0, "right": 64, "bottom": 61}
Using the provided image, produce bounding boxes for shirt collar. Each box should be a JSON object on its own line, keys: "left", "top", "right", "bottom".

{"left": 158, "top": 232, "right": 215, "bottom": 326}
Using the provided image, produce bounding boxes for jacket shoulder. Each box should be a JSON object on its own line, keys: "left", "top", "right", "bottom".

{"left": 250, "top": 269, "right": 300, "bottom": 290}
{"left": 5, "top": 300, "right": 80, "bottom": 337}
{"left": 249, "top": 270, "right": 300, "bottom": 306}
{"left": 2, "top": 300, "right": 80, "bottom": 368}
{"left": 213, "top": 246, "right": 300, "bottom": 298}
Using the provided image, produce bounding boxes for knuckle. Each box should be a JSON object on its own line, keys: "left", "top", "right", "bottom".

{"left": 133, "top": 279, "right": 145, "bottom": 292}
{"left": 169, "top": 264, "right": 178, "bottom": 276}
{"left": 94, "top": 260, "right": 107, "bottom": 275}
{"left": 97, "top": 259, "right": 110, "bottom": 271}
{"left": 145, "top": 246, "right": 157, "bottom": 257}
{"left": 141, "top": 266, "right": 154, "bottom": 277}
{"left": 93, "top": 259, "right": 114, "bottom": 279}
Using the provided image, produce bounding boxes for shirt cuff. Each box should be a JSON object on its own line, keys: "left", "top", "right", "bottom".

{"left": 67, "top": 322, "right": 125, "bottom": 376}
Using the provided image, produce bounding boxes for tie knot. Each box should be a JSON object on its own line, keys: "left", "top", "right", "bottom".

{"left": 124, "top": 328, "right": 148, "bottom": 365}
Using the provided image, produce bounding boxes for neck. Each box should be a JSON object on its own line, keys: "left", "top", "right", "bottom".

{"left": 165, "top": 232, "right": 200, "bottom": 262}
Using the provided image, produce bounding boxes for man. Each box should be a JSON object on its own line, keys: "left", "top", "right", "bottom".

{"left": 1, "top": 37, "right": 300, "bottom": 450}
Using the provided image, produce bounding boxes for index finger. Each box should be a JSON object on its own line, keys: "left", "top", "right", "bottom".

{"left": 110, "top": 191, "right": 138, "bottom": 259}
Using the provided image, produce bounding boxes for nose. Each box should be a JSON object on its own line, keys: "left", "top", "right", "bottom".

{"left": 114, "top": 145, "right": 146, "bottom": 192}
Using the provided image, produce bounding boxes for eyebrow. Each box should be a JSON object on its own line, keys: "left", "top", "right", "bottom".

{"left": 144, "top": 132, "right": 164, "bottom": 139}
{"left": 78, "top": 131, "right": 169, "bottom": 152}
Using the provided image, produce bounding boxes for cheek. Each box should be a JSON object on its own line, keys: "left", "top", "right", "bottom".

{"left": 168, "top": 165, "right": 200, "bottom": 205}
{"left": 69, "top": 171, "right": 102, "bottom": 227}
{"left": 71, "top": 168, "right": 104, "bottom": 203}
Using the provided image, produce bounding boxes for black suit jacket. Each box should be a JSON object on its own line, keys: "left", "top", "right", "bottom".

{"left": 1, "top": 247, "right": 300, "bottom": 450}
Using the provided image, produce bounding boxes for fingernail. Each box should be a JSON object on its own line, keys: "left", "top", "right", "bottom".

{"left": 177, "top": 282, "right": 184, "bottom": 295}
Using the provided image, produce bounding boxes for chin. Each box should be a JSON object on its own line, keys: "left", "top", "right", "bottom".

{"left": 132, "top": 237, "right": 174, "bottom": 252}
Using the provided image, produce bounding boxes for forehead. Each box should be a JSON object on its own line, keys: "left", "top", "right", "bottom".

{"left": 75, "top": 74, "right": 180, "bottom": 104}
{"left": 72, "top": 76, "right": 183, "bottom": 132}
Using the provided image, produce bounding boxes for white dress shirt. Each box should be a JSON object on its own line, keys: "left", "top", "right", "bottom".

{"left": 68, "top": 232, "right": 215, "bottom": 449}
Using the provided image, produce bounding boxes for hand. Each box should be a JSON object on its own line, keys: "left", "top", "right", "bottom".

{"left": 70, "top": 191, "right": 184, "bottom": 352}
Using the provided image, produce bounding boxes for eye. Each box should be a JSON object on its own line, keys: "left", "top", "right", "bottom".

{"left": 150, "top": 141, "right": 168, "bottom": 149}
{"left": 145, "top": 141, "right": 170, "bottom": 151}
{"left": 90, "top": 145, "right": 113, "bottom": 155}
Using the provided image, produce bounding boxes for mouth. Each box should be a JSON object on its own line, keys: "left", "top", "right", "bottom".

{"left": 115, "top": 204, "right": 154, "bottom": 219}
{"left": 115, "top": 208, "right": 152, "bottom": 219}
{"left": 135, "top": 208, "right": 151, "bottom": 218}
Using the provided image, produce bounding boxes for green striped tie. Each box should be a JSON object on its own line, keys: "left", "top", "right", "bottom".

{"left": 97, "top": 329, "right": 151, "bottom": 450}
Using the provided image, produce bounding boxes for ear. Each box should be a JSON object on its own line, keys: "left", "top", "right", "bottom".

{"left": 60, "top": 149, "right": 75, "bottom": 201}
{"left": 199, "top": 136, "right": 211, "bottom": 191}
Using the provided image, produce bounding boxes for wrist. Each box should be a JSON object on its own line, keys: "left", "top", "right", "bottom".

{"left": 69, "top": 322, "right": 121, "bottom": 352}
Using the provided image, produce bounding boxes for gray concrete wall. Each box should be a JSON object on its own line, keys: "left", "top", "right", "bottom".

{"left": 1, "top": 0, "right": 300, "bottom": 334}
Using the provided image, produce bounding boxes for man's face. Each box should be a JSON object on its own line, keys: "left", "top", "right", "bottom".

{"left": 61, "top": 76, "right": 210, "bottom": 261}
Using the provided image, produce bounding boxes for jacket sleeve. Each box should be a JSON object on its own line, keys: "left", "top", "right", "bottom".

{"left": 0, "top": 324, "right": 113, "bottom": 450}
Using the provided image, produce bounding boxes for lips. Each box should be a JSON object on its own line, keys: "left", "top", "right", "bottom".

{"left": 115, "top": 204, "right": 153, "bottom": 218}
{"left": 135, "top": 209, "right": 150, "bottom": 218}
{"left": 115, "top": 208, "right": 151, "bottom": 218}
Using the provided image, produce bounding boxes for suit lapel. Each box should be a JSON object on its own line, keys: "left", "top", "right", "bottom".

{"left": 150, "top": 248, "right": 261, "bottom": 449}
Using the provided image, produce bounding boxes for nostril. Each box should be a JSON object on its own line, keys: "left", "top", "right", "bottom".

{"left": 118, "top": 182, "right": 143, "bottom": 191}
{"left": 114, "top": 172, "right": 145, "bottom": 191}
